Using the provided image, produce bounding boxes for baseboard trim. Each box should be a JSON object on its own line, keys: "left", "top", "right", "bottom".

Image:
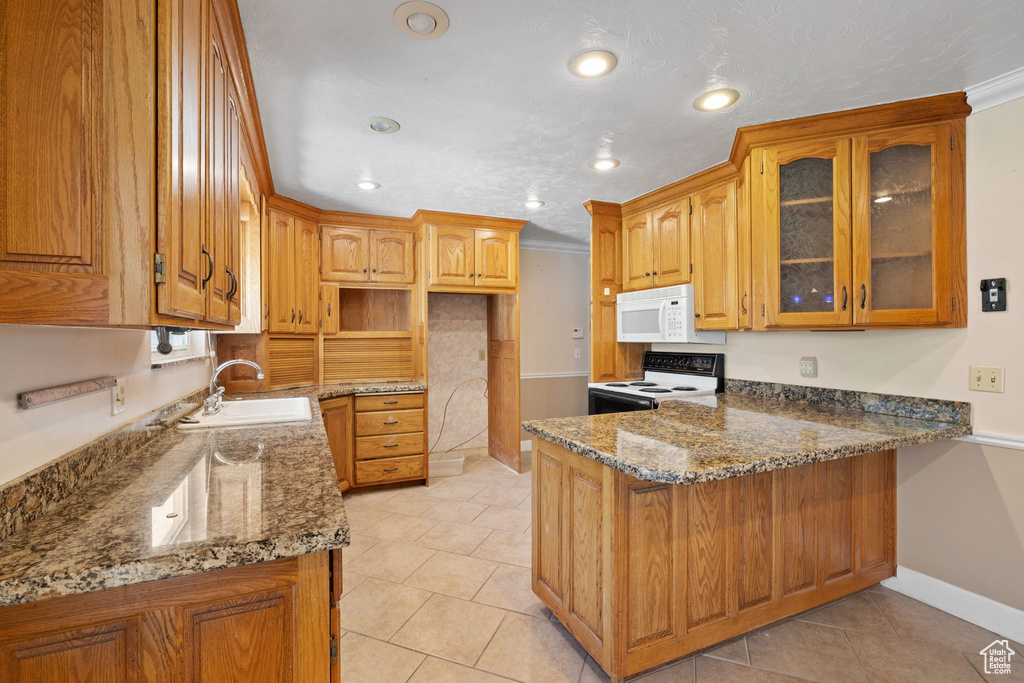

{"left": 882, "top": 566, "right": 1024, "bottom": 644}
{"left": 520, "top": 372, "right": 589, "bottom": 380}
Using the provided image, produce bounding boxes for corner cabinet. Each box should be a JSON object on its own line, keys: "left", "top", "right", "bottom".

{"left": 753, "top": 121, "right": 966, "bottom": 329}
{"left": 415, "top": 212, "right": 525, "bottom": 293}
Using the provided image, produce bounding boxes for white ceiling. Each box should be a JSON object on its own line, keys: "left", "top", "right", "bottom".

{"left": 237, "top": 0, "right": 1024, "bottom": 244}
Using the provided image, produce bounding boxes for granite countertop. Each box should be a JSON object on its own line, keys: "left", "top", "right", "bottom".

{"left": 522, "top": 392, "right": 972, "bottom": 485}
{"left": 0, "top": 381, "right": 425, "bottom": 608}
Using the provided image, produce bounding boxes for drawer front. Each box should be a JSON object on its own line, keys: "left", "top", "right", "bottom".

{"left": 355, "top": 455, "right": 425, "bottom": 485}
{"left": 356, "top": 432, "right": 424, "bottom": 461}
{"left": 355, "top": 393, "right": 424, "bottom": 412}
{"left": 355, "top": 409, "right": 424, "bottom": 436}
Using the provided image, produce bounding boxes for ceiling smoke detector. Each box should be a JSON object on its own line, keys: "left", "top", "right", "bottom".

{"left": 363, "top": 116, "right": 401, "bottom": 134}
{"left": 394, "top": 1, "right": 449, "bottom": 40}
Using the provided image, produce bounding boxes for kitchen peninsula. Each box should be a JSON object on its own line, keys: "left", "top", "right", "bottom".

{"left": 522, "top": 384, "right": 972, "bottom": 682}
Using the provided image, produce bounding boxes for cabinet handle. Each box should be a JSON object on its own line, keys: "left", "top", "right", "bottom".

{"left": 383, "top": 420, "right": 399, "bottom": 425}
{"left": 383, "top": 467, "right": 399, "bottom": 472}
{"left": 841, "top": 285, "right": 848, "bottom": 311}
{"left": 383, "top": 444, "right": 399, "bottom": 448}
{"left": 291, "top": 308, "right": 295, "bottom": 322}
{"left": 226, "top": 267, "right": 238, "bottom": 301}
{"left": 264, "top": 302, "right": 269, "bottom": 319}
{"left": 201, "top": 244, "right": 213, "bottom": 290}
{"left": 860, "top": 284, "right": 867, "bottom": 310}
{"left": 740, "top": 292, "right": 748, "bottom": 314}
{"left": 383, "top": 400, "right": 399, "bottom": 405}
{"left": 327, "top": 301, "right": 332, "bottom": 316}
{"left": 298, "top": 309, "right": 303, "bottom": 324}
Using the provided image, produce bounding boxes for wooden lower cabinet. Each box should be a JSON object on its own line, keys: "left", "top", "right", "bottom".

{"left": 0, "top": 552, "right": 337, "bottom": 682}
{"left": 532, "top": 439, "right": 895, "bottom": 682}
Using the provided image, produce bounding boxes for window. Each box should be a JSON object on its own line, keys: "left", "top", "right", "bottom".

{"left": 151, "top": 329, "right": 208, "bottom": 364}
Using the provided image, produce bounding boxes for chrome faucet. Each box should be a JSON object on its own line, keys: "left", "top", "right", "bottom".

{"left": 204, "top": 360, "right": 265, "bottom": 415}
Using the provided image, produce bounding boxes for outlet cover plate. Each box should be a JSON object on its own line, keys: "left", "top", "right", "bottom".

{"left": 969, "top": 365, "right": 1004, "bottom": 392}
{"left": 799, "top": 356, "right": 818, "bottom": 378}
{"left": 111, "top": 377, "right": 127, "bottom": 415}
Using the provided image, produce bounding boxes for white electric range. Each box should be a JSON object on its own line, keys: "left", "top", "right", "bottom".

{"left": 588, "top": 351, "right": 725, "bottom": 414}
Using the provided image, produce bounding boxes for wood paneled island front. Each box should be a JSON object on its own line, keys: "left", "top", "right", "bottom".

{"left": 523, "top": 389, "right": 971, "bottom": 681}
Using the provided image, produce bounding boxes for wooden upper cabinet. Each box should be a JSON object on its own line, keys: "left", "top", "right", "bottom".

{"left": 371, "top": 230, "right": 415, "bottom": 284}
{"left": 693, "top": 180, "right": 740, "bottom": 330}
{"left": 622, "top": 212, "right": 653, "bottom": 291}
{"left": 267, "top": 211, "right": 296, "bottom": 333}
{"left": 758, "top": 138, "right": 854, "bottom": 329}
{"left": 322, "top": 227, "right": 371, "bottom": 283}
{"left": 652, "top": 198, "right": 691, "bottom": 287}
{"left": 475, "top": 230, "right": 517, "bottom": 289}
{"left": 429, "top": 226, "right": 476, "bottom": 287}
{"left": 736, "top": 158, "right": 753, "bottom": 329}
{"left": 206, "top": 19, "right": 232, "bottom": 325}
{"left": 852, "top": 123, "right": 960, "bottom": 326}
{"left": 294, "top": 218, "right": 319, "bottom": 334}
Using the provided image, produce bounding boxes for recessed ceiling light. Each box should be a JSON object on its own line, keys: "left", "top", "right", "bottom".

{"left": 394, "top": 1, "right": 449, "bottom": 40}
{"left": 694, "top": 88, "right": 740, "bottom": 112}
{"left": 357, "top": 181, "right": 380, "bottom": 190}
{"left": 569, "top": 50, "right": 617, "bottom": 78}
{"left": 874, "top": 196, "right": 893, "bottom": 204}
{"left": 363, "top": 116, "right": 400, "bottom": 134}
{"left": 525, "top": 200, "right": 545, "bottom": 209}
{"left": 589, "top": 158, "right": 620, "bottom": 171}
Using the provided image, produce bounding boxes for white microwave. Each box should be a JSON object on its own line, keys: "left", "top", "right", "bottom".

{"left": 616, "top": 284, "right": 725, "bottom": 344}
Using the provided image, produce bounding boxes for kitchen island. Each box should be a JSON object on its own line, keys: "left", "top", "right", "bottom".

{"left": 522, "top": 389, "right": 971, "bottom": 682}
{"left": 0, "top": 381, "right": 422, "bottom": 682}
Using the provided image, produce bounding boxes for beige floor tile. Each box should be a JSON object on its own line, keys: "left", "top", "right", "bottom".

{"left": 471, "top": 505, "right": 532, "bottom": 533}
{"left": 965, "top": 648, "right": 1024, "bottom": 682}
{"left": 339, "top": 578, "right": 432, "bottom": 640}
{"left": 344, "top": 487, "right": 402, "bottom": 508}
{"left": 703, "top": 637, "right": 749, "bottom": 665}
{"left": 465, "top": 456, "right": 513, "bottom": 473}
{"left": 374, "top": 491, "right": 443, "bottom": 516}
{"left": 695, "top": 656, "right": 804, "bottom": 682}
{"left": 390, "top": 593, "right": 506, "bottom": 665}
{"left": 363, "top": 513, "right": 439, "bottom": 543}
{"left": 845, "top": 628, "right": 984, "bottom": 683}
{"left": 638, "top": 657, "right": 696, "bottom": 681}
{"left": 416, "top": 520, "right": 493, "bottom": 555}
{"left": 511, "top": 473, "right": 534, "bottom": 489}
{"left": 339, "top": 633, "right": 425, "bottom": 683}
{"left": 408, "top": 656, "right": 513, "bottom": 682}
{"left": 404, "top": 551, "right": 498, "bottom": 600}
{"left": 473, "top": 563, "right": 549, "bottom": 618}
{"left": 517, "top": 494, "right": 532, "bottom": 511}
{"left": 344, "top": 507, "right": 392, "bottom": 533}
{"left": 472, "top": 530, "right": 532, "bottom": 567}
{"left": 423, "top": 479, "right": 487, "bottom": 502}
{"left": 798, "top": 592, "right": 897, "bottom": 635}
{"left": 341, "top": 535, "right": 380, "bottom": 564}
{"left": 477, "top": 612, "right": 587, "bottom": 683}
{"left": 340, "top": 571, "right": 367, "bottom": 597}
{"left": 579, "top": 656, "right": 613, "bottom": 683}
{"left": 466, "top": 474, "right": 528, "bottom": 493}
{"left": 344, "top": 540, "right": 435, "bottom": 582}
{"left": 869, "top": 586, "right": 1005, "bottom": 654}
{"left": 419, "top": 498, "right": 489, "bottom": 524}
{"left": 470, "top": 485, "right": 531, "bottom": 508}
{"left": 746, "top": 619, "right": 868, "bottom": 682}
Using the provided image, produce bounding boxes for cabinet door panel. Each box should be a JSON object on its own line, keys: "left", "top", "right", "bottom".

{"left": 320, "top": 285, "right": 339, "bottom": 335}
{"left": 693, "top": 181, "right": 739, "bottom": 330}
{"left": 321, "top": 227, "right": 370, "bottom": 283}
{"left": 371, "top": 230, "right": 414, "bottom": 284}
{"left": 321, "top": 397, "right": 352, "bottom": 493}
{"left": 0, "top": 620, "right": 140, "bottom": 683}
{"left": 267, "top": 211, "right": 295, "bottom": 333}
{"left": 853, "top": 124, "right": 948, "bottom": 325}
{"left": 225, "top": 89, "right": 242, "bottom": 324}
{"left": 653, "top": 200, "right": 690, "bottom": 287}
{"left": 429, "top": 226, "right": 475, "bottom": 286}
{"left": 475, "top": 230, "right": 516, "bottom": 289}
{"left": 761, "top": 138, "right": 853, "bottom": 328}
{"left": 293, "top": 218, "right": 319, "bottom": 334}
{"left": 205, "top": 22, "right": 230, "bottom": 324}
{"left": 622, "top": 212, "right": 653, "bottom": 291}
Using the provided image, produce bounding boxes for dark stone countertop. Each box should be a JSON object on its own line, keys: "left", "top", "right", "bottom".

{"left": 0, "top": 382, "right": 425, "bottom": 608}
{"left": 522, "top": 392, "right": 971, "bottom": 485}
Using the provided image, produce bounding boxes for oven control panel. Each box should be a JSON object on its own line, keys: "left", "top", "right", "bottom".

{"left": 664, "top": 301, "right": 686, "bottom": 339}
{"left": 642, "top": 351, "right": 723, "bottom": 377}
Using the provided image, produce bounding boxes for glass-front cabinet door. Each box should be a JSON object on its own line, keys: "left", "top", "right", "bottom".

{"left": 852, "top": 123, "right": 951, "bottom": 325}
{"left": 761, "top": 138, "right": 853, "bottom": 327}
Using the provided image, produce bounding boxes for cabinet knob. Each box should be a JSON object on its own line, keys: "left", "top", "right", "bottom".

{"left": 645, "top": 272, "right": 651, "bottom": 277}
{"left": 695, "top": 312, "right": 701, "bottom": 318}
{"left": 363, "top": 269, "right": 367, "bottom": 273}
{"left": 477, "top": 273, "right": 482, "bottom": 277}
{"left": 653, "top": 271, "right": 658, "bottom": 275}
{"left": 372, "top": 268, "right": 377, "bottom": 273}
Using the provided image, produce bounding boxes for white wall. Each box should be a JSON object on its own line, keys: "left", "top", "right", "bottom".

{"left": 519, "top": 249, "right": 590, "bottom": 377}
{"left": 0, "top": 326, "right": 211, "bottom": 485}
{"left": 655, "top": 95, "right": 1024, "bottom": 611}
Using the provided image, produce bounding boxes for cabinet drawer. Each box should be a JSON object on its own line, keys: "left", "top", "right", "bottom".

{"left": 356, "top": 433, "right": 424, "bottom": 461}
{"left": 355, "top": 455, "right": 425, "bottom": 486}
{"left": 355, "top": 409, "right": 424, "bottom": 436}
{"left": 355, "top": 393, "right": 424, "bottom": 412}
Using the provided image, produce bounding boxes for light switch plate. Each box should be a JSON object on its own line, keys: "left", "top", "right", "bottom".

{"left": 574, "top": 348, "right": 582, "bottom": 359}
{"left": 111, "top": 377, "right": 127, "bottom": 415}
{"left": 969, "top": 365, "right": 1004, "bottom": 392}
{"left": 799, "top": 356, "right": 818, "bottom": 378}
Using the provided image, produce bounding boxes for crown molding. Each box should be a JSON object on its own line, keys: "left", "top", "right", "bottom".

{"left": 967, "top": 66, "right": 1024, "bottom": 112}
{"left": 519, "top": 239, "right": 589, "bottom": 254}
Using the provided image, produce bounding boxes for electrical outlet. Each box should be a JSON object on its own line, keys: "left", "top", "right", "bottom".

{"left": 574, "top": 348, "right": 582, "bottom": 359}
{"left": 799, "top": 356, "right": 818, "bottom": 378}
{"left": 477, "top": 349, "right": 485, "bottom": 362}
{"left": 572, "top": 328, "right": 584, "bottom": 339}
{"left": 969, "top": 365, "right": 1004, "bottom": 393}
{"left": 111, "top": 377, "right": 127, "bottom": 415}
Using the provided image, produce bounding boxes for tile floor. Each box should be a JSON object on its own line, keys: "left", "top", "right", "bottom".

{"left": 339, "top": 451, "right": 1019, "bottom": 682}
